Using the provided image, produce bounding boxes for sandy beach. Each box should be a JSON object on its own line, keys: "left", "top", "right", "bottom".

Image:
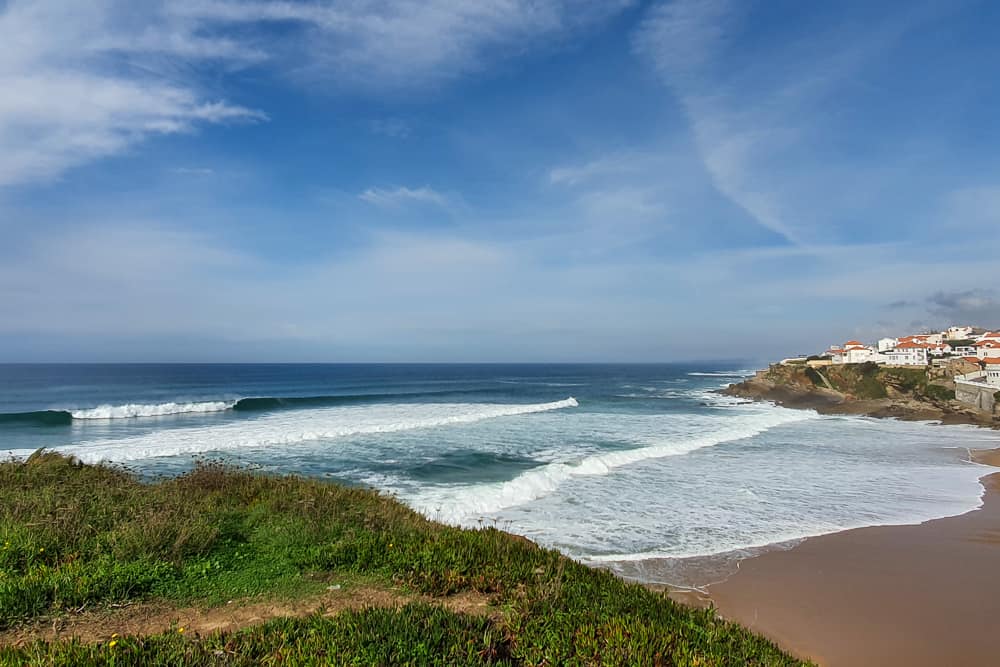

{"left": 695, "top": 449, "right": 1000, "bottom": 666}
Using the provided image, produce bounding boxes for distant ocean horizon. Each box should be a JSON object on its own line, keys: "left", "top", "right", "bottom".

{"left": 2, "top": 363, "right": 996, "bottom": 586}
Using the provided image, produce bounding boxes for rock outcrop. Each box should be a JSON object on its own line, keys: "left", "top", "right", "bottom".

{"left": 725, "top": 362, "right": 999, "bottom": 429}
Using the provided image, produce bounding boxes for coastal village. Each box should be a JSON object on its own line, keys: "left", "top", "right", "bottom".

{"left": 787, "top": 326, "right": 1000, "bottom": 412}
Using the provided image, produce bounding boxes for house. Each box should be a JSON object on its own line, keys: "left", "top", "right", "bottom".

{"left": 927, "top": 343, "right": 952, "bottom": 357}
{"left": 975, "top": 339, "right": 1000, "bottom": 359}
{"left": 877, "top": 337, "right": 898, "bottom": 352}
{"left": 883, "top": 341, "right": 929, "bottom": 366}
{"left": 899, "top": 333, "right": 944, "bottom": 345}
{"left": 984, "top": 358, "right": 1000, "bottom": 388}
{"left": 946, "top": 326, "right": 973, "bottom": 340}
{"left": 825, "top": 346, "right": 845, "bottom": 364}
{"left": 843, "top": 343, "right": 877, "bottom": 364}
{"left": 951, "top": 346, "right": 976, "bottom": 356}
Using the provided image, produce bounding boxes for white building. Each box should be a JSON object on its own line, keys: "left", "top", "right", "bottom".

{"left": 824, "top": 346, "right": 845, "bottom": 364}
{"left": 946, "top": 326, "right": 974, "bottom": 340}
{"left": 927, "top": 343, "right": 952, "bottom": 357}
{"left": 985, "top": 359, "right": 1000, "bottom": 388}
{"left": 877, "top": 337, "right": 898, "bottom": 352}
{"left": 843, "top": 344, "right": 877, "bottom": 364}
{"left": 975, "top": 340, "right": 1000, "bottom": 359}
{"left": 883, "top": 342, "right": 929, "bottom": 366}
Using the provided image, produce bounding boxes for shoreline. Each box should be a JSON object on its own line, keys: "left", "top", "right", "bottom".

{"left": 655, "top": 448, "right": 1000, "bottom": 666}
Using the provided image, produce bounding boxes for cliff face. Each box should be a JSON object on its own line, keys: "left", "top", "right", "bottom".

{"left": 725, "top": 362, "right": 999, "bottom": 428}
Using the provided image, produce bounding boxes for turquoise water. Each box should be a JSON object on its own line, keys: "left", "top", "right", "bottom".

{"left": 2, "top": 363, "right": 997, "bottom": 580}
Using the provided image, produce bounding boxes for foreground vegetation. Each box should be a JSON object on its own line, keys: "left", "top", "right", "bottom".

{"left": 0, "top": 452, "right": 805, "bottom": 665}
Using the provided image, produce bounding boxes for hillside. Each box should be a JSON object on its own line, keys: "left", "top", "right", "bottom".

{"left": 0, "top": 452, "right": 804, "bottom": 666}
{"left": 725, "top": 362, "right": 998, "bottom": 428}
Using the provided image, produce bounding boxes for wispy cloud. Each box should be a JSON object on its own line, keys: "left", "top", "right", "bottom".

{"left": 548, "top": 152, "right": 652, "bottom": 186}
{"left": 359, "top": 186, "right": 451, "bottom": 210}
{"left": 170, "top": 167, "right": 216, "bottom": 176}
{"left": 171, "top": 0, "right": 634, "bottom": 91}
{"left": 0, "top": 1, "right": 631, "bottom": 187}
{"left": 367, "top": 117, "right": 412, "bottom": 139}
{"left": 632, "top": 0, "right": 949, "bottom": 248}
{"left": 0, "top": 1, "right": 265, "bottom": 187}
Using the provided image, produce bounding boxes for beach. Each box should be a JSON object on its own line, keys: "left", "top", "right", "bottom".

{"left": 684, "top": 448, "right": 1000, "bottom": 666}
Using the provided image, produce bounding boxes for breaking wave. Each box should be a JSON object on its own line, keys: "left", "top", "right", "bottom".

{"left": 410, "top": 407, "right": 814, "bottom": 524}
{"left": 71, "top": 402, "right": 236, "bottom": 419}
{"left": 0, "top": 389, "right": 507, "bottom": 426}
{"left": 18, "top": 398, "right": 580, "bottom": 464}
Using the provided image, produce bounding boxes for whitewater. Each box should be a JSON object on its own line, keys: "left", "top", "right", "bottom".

{"left": 1, "top": 363, "right": 997, "bottom": 584}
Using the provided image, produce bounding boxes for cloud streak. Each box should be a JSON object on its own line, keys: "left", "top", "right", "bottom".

{"left": 359, "top": 186, "right": 451, "bottom": 210}
{"left": 632, "top": 0, "right": 953, "bottom": 248}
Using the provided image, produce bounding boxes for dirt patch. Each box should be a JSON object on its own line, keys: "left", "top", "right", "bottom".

{"left": 0, "top": 586, "right": 494, "bottom": 647}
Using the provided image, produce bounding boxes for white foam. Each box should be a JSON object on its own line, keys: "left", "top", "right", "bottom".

{"left": 39, "top": 398, "right": 579, "bottom": 464}
{"left": 410, "top": 407, "right": 815, "bottom": 524}
{"left": 70, "top": 401, "right": 235, "bottom": 419}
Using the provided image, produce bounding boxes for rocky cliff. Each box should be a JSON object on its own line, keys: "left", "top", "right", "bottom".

{"left": 725, "top": 361, "right": 999, "bottom": 428}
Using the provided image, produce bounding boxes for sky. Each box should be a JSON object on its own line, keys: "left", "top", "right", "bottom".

{"left": 1, "top": 0, "right": 999, "bottom": 362}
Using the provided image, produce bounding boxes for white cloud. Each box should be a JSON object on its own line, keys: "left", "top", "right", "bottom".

{"left": 548, "top": 152, "right": 654, "bottom": 186}
{"left": 0, "top": 0, "right": 266, "bottom": 187}
{"left": 359, "top": 186, "right": 451, "bottom": 210}
{"left": 0, "top": 0, "right": 631, "bottom": 187}
{"left": 170, "top": 0, "right": 634, "bottom": 90}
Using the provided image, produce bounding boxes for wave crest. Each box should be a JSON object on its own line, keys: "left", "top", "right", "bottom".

{"left": 410, "top": 408, "right": 813, "bottom": 524}
{"left": 70, "top": 401, "right": 236, "bottom": 419}
{"left": 25, "top": 398, "right": 580, "bottom": 464}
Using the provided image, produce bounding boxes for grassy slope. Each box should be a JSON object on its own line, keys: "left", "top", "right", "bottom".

{"left": 0, "top": 453, "right": 806, "bottom": 666}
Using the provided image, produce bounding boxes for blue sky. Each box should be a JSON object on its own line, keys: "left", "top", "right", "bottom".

{"left": 1, "top": 0, "right": 998, "bottom": 362}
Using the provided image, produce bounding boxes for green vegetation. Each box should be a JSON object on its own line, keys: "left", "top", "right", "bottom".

{"left": 821, "top": 362, "right": 888, "bottom": 400}
{"left": 771, "top": 362, "right": 962, "bottom": 403}
{"left": 0, "top": 452, "right": 805, "bottom": 666}
{"left": 924, "top": 384, "right": 956, "bottom": 403}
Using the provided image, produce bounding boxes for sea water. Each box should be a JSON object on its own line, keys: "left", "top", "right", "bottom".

{"left": 2, "top": 363, "right": 996, "bottom": 583}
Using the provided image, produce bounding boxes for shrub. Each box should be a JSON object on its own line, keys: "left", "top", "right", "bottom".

{"left": 924, "top": 384, "right": 956, "bottom": 402}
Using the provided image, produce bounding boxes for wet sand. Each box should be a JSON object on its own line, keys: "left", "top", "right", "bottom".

{"left": 702, "top": 450, "right": 1000, "bottom": 666}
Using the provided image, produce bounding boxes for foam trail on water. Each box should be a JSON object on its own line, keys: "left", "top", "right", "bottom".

{"left": 410, "top": 408, "right": 815, "bottom": 524}
{"left": 24, "top": 398, "right": 579, "bottom": 464}
{"left": 71, "top": 401, "right": 236, "bottom": 419}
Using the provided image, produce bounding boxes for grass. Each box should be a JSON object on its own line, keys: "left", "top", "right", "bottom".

{"left": 0, "top": 452, "right": 807, "bottom": 666}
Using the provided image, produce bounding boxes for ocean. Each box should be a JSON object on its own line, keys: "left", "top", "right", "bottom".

{"left": 2, "top": 363, "right": 996, "bottom": 585}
